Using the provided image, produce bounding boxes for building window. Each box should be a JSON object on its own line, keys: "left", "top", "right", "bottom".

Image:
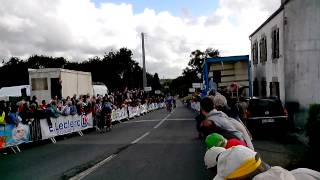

{"left": 253, "top": 79, "right": 259, "bottom": 97}
{"left": 269, "top": 81, "right": 280, "bottom": 98}
{"left": 259, "top": 36, "right": 267, "bottom": 63}
{"left": 252, "top": 41, "right": 258, "bottom": 65}
{"left": 261, "top": 78, "right": 267, "bottom": 97}
{"left": 31, "top": 78, "right": 48, "bottom": 91}
{"left": 272, "top": 27, "right": 280, "bottom": 60}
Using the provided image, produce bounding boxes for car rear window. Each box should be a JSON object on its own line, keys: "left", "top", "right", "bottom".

{"left": 248, "top": 99, "right": 284, "bottom": 116}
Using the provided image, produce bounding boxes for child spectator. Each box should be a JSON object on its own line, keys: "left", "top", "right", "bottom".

{"left": 205, "top": 133, "right": 247, "bottom": 149}
{"left": 39, "top": 100, "right": 47, "bottom": 110}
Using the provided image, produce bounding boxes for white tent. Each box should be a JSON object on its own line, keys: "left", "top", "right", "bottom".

{"left": 0, "top": 85, "right": 30, "bottom": 100}
{"left": 92, "top": 85, "right": 108, "bottom": 97}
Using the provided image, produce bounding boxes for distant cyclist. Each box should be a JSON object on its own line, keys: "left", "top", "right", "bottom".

{"left": 101, "top": 99, "right": 113, "bottom": 132}
{"left": 166, "top": 94, "right": 174, "bottom": 112}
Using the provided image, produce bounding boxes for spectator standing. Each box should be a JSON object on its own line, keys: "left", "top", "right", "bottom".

{"left": 30, "top": 96, "right": 39, "bottom": 109}
{"left": 7, "top": 105, "right": 21, "bottom": 126}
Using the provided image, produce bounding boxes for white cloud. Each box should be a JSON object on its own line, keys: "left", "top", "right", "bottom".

{"left": 0, "top": 0, "right": 280, "bottom": 78}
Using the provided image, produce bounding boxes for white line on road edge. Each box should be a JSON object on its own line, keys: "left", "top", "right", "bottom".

{"left": 69, "top": 154, "right": 117, "bottom": 180}
{"left": 124, "top": 119, "right": 161, "bottom": 123}
{"left": 166, "top": 118, "right": 194, "bottom": 121}
{"left": 124, "top": 118, "right": 193, "bottom": 124}
{"left": 153, "top": 110, "right": 174, "bottom": 129}
{"left": 131, "top": 132, "right": 150, "bottom": 144}
{"left": 69, "top": 109, "right": 174, "bottom": 179}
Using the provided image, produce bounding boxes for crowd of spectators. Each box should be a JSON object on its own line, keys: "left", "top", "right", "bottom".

{"left": 195, "top": 89, "right": 320, "bottom": 179}
{"left": 0, "top": 88, "right": 165, "bottom": 138}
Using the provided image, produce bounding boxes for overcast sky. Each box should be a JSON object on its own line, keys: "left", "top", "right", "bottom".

{"left": 0, "top": 0, "right": 280, "bottom": 78}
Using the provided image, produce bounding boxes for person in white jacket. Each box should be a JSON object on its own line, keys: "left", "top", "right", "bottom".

{"left": 212, "top": 94, "right": 254, "bottom": 150}
{"left": 211, "top": 145, "right": 320, "bottom": 180}
{"left": 253, "top": 166, "right": 320, "bottom": 180}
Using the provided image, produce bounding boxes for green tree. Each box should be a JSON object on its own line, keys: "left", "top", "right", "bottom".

{"left": 151, "top": 73, "right": 161, "bottom": 91}
{"left": 188, "top": 48, "right": 220, "bottom": 75}
{"left": 27, "top": 55, "right": 67, "bottom": 68}
{"left": 170, "top": 48, "right": 220, "bottom": 97}
{"left": 0, "top": 48, "right": 150, "bottom": 92}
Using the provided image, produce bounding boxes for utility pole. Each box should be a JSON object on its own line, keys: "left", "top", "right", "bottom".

{"left": 141, "top": 32, "right": 147, "bottom": 89}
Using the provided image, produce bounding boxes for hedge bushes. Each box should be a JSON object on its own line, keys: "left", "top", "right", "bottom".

{"left": 306, "top": 104, "right": 320, "bottom": 151}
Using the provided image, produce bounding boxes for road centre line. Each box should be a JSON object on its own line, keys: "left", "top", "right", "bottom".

{"left": 69, "top": 110, "right": 174, "bottom": 180}
{"left": 69, "top": 154, "right": 117, "bottom": 180}
{"left": 131, "top": 131, "right": 150, "bottom": 144}
{"left": 125, "top": 118, "right": 194, "bottom": 124}
{"left": 166, "top": 118, "right": 194, "bottom": 121}
{"left": 153, "top": 110, "right": 174, "bottom": 129}
{"left": 124, "top": 119, "right": 161, "bottom": 123}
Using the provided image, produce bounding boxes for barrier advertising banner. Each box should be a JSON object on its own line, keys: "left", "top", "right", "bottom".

{"left": 0, "top": 123, "right": 30, "bottom": 149}
{"left": 140, "top": 104, "right": 148, "bottom": 114}
{"left": 40, "top": 113, "right": 93, "bottom": 140}
{"left": 128, "top": 106, "right": 140, "bottom": 118}
{"left": 111, "top": 108, "right": 128, "bottom": 122}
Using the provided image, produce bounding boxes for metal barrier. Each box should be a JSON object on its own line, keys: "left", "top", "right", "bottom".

{"left": 0, "top": 103, "right": 165, "bottom": 153}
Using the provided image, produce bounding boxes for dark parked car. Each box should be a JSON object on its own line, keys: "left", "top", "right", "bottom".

{"left": 244, "top": 97, "right": 288, "bottom": 135}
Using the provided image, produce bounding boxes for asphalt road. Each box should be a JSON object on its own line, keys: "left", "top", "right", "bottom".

{"left": 0, "top": 101, "right": 306, "bottom": 180}
{"left": 0, "top": 101, "right": 212, "bottom": 180}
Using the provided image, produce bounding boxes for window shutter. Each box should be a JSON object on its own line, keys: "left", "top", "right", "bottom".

{"left": 256, "top": 43, "right": 258, "bottom": 63}
{"left": 264, "top": 37, "right": 267, "bottom": 62}
{"left": 271, "top": 30, "right": 274, "bottom": 59}
{"left": 276, "top": 28, "right": 280, "bottom": 58}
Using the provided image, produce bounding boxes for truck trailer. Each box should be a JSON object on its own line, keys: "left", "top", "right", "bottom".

{"left": 202, "top": 55, "right": 252, "bottom": 98}
{"left": 28, "top": 68, "right": 93, "bottom": 102}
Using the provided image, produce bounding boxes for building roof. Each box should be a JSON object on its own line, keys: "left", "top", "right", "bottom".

{"left": 0, "top": 85, "right": 30, "bottom": 98}
{"left": 28, "top": 68, "right": 91, "bottom": 75}
{"left": 205, "top": 55, "right": 249, "bottom": 64}
{"left": 249, "top": 6, "right": 284, "bottom": 38}
{"left": 249, "top": 0, "right": 292, "bottom": 38}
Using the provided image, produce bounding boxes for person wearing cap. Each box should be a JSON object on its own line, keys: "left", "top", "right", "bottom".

{"left": 212, "top": 95, "right": 254, "bottom": 150}
{"left": 205, "top": 133, "right": 247, "bottom": 149}
{"left": 200, "top": 98, "right": 243, "bottom": 140}
{"left": 204, "top": 147, "right": 226, "bottom": 176}
{"left": 213, "top": 94, "right": 238, "bottom": 119}
{"left": 213, "top": 145, "right": 270, "bottom": 180}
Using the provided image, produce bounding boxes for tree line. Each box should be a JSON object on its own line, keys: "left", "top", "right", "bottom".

{"left": 0, "top": 48, "right": 161, "bottom": 92}
{"left": 170, "top": 48, "right": 220, "bottom": 97}
{"left": 0, "top": 47, "right": 219, "bottom": 97}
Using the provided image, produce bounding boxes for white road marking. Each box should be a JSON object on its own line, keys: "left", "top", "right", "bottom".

{"left": 166, "top": 118, "right": 194, "bottom": 121}
{"left": 131, "top": 131, "right": 150, "bottom": 144}
{"left": 69, "top": 109, "right": 177, "bottom": 179}
{"left": 69, "top": 154, "right": 117, "bottom": 180}
{"left": 124, "top": 119, "right": 161, "bottom": 123}
{"left": 153, "top": 109, "right": 175, "bottom": 129}
{"left": 125, "top": 118, "right": 193, "bottom": 123}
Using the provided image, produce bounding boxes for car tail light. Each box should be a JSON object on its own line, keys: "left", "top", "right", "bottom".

{"left": 245, "top": 110, "right": 251, "bottom": 119}
{"left": 284, "top": 108, "right": 288, "bottom": 117}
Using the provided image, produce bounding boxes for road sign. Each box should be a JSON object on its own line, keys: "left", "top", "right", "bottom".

{"left": 189, "top": 88, "right": 195, "bottom": 93}
{"left": 155, "top": 90, "right": 161, "bottom": 94}
{"left": 144, "top": 87, "right": 152, "bottom": 92}
{"left": 192, "top": 83, "right": 201, "bottom": 88}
